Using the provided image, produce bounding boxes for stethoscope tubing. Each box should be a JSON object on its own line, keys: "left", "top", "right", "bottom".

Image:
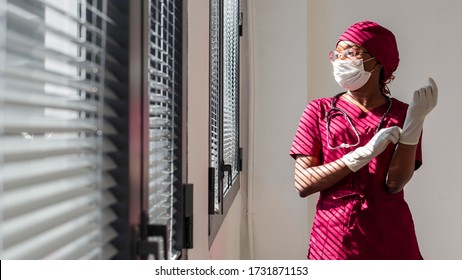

{"left": 326, "top": 92, "right": 392, "bottom": 150}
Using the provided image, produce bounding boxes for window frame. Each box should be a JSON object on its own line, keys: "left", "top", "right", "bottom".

{"left": 208, "top": 0, "right": 241, "bottom": 246}
{"left": 131, "top": 0, "right": 187, "bottom": 260}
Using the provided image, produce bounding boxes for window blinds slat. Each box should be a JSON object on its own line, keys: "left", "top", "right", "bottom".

{"left": 4, "top": 91, "right": 98, "bottom": 113}
{"left": 7, "top": 2, "right": 104, "bottom": 52}
{"left": 5, "top": 41, "right": 101, "bottom": 79}
{"left": 3, "top": 208, "right": 117, "bottom": 260}
{"left": 3, "top": 118, "right": 96, "bottom": 134}
{"left": 3, "top": 113, "right": 118, "bottom": 135}
{"left": 6, "top": 30, "right": 100, "bottom": 73}
{"left": 3, "top": 191, "right": 117, "bottom": 252}
{"left": 4, "top": 175, "right": 94, "bottom": 220}
{"left": 5, "top": 222, "right": 97, "bottom": 260}
{"left": 4, "top": 173, "right": 116, "bottom": 220}
{"left": 4, "top": 68, "right": 98, "bottom": 94}
{"left": 2, "top": 137, "right": 116, "bottom": 162}
{"left": 2, "top": 137, "right": 95, "bottom": 162}
{"left": 51, "top": 227, "right": 118, "bottom": 260}
{"left": 4, "top": 49, "right": 98, "bottom": 85}
{"left": 4, "top": 198, "right": 97, "bottom": 249}
{"left": 3, "top": 156, "right": 96, "bottom": 191}
{"left": 7, "top": 0, "right": 107, "bottom": 44}
{"left": 37, "top": 0, "right": 107, "bottom": 38}
{"left": 43, "top": 213, "right": 118, "bottom": 260}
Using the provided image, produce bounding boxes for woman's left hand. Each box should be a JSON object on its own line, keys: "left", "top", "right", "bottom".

{"left": 399, "top": 77, "right": 438, "bottom": 145}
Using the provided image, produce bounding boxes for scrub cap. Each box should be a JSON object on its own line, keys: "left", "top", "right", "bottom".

{"left": 338, "top": 21, "right": 399, "bottom": 81}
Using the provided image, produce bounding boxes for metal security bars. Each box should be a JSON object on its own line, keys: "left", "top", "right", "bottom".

{"left": 222, "top": 0, "right": 240, "bottom": 194}
{"left": 0, "top": 0, "right": 120, "bottom": 259}
{"left": 208, "top": 0, "right": 241, "bottom": 232}
{"left": 209, "top": 0, "right": 222, "bottom": 215}
{"left": 145, "top": 0, "right": 184, "bottom": 260}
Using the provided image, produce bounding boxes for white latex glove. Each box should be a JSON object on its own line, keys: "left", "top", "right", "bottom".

{"left": 341, "top": 126, "right": 402, "bottom": 172}
{"left": 400, "top": 78, "right": 438, "bottom": 145}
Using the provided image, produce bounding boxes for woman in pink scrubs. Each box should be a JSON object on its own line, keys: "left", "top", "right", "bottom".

{"left": 290, "top": 21, "right": 438, "bottom": 259}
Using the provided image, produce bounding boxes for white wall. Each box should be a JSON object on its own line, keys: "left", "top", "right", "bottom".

{"left": 247, "top": 0, "right": 309, "bottom": 259}
{"left": 186, "top": 0, "right": 211, "bottom": 259}
{"left": 186, "top": 0, "right": 249, "bottom": 260}
{"left": 187, "top": 0, "right": 310, "bottom": 260}
{"left": 304, "top": 0, "right": 462, "bottom": 259}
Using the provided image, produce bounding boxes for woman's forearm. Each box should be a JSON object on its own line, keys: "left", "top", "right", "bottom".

{"left": 386, "top": 143, "right": 417, "bottom": 194}
{"left": 295, "top": 156, "right": 352, "bottom": 197}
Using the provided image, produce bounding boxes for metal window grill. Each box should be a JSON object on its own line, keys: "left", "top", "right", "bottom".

{"left": 147, "top": 0, "right": 183, "bottom": 260}
{"left": 0, "top": 0, "right": 120, "bottom": 259}
{"left": 209, "top": 0, "right": 221, "bottom": 214}
{"left": 209, "top": 0, "right": 240, "bottom": 214}
{"left": 222, "top": 0, "right": 239, "bottom": 193}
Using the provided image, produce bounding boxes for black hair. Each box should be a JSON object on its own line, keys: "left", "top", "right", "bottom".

{"left": 379, "top": 67, "right": 394, "bottom": 96}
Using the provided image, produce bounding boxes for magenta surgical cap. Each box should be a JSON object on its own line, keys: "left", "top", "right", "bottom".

{"left": 338, "top": 21, "right": 400, "bottom": 81}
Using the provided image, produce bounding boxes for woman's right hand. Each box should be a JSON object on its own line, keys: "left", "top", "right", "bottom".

{"left": 341, "top": 126, "right": 402, "bottom": 172}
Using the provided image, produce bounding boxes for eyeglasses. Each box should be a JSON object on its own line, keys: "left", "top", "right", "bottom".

{"left": 329, "top": 48, "right": 369, "bottom": 62}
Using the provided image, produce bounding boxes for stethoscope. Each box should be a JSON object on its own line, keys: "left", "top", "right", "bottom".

{"left": 326, "top": 92, "right": 392, "bottom": 150}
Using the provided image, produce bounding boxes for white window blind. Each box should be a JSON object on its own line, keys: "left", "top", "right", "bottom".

{"left": 0, "top": 0, "right": 118, "bottom": 259}
{"left": 147, "top": 0, "right": 183, "bottom": 260}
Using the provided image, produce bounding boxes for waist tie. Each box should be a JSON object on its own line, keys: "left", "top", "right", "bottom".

{"left": 321, "top": 187, "right": 405, "bottom": 211}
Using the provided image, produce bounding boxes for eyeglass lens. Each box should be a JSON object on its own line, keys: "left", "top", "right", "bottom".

{"left": 329, "top": 49, "right": 357, "bottom": 62}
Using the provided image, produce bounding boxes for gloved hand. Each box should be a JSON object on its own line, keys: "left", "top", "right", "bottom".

{"left": 341, "top": 126, "right": 402, "bottom": 172}
{"left": 400, "top": 77, "right": 438, "bottom": 145}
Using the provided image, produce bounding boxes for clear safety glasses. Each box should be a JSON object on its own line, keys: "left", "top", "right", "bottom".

{"left": 329, "top": 48, "right": 370, "bottom": 62}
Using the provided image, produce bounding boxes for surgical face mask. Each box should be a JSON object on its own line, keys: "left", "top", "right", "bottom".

{"left": 332, "top": 58, "right": 374, "bottom": 91}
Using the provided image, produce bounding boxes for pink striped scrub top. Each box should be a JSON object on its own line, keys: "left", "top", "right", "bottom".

{"left": 290, "top": 94, "right": 423, "bottom": 260}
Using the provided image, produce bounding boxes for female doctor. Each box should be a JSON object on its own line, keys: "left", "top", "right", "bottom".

{"left": 290, "top": 21, "right": 437, "bottom": 259}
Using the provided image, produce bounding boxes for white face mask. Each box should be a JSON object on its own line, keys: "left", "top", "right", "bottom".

{"left": 332, "top": 59, "right": 372, "bottom": 91}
